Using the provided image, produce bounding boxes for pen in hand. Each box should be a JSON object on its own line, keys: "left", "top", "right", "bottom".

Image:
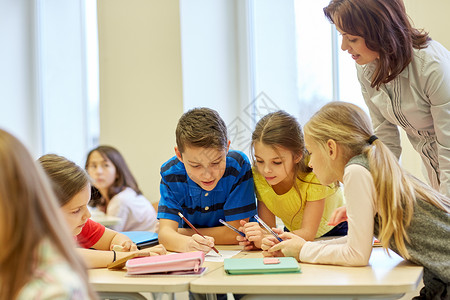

{"left": 178, "top": 212, "right": 221, "bottom": 255}
{"left": 219, "top": 219, "right": 246, "bottom": 237}
{"left": 254, "top": 215, "right": 283, "bottom": 242}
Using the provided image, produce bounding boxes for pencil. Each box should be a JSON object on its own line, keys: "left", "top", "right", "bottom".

{"left": 178, "top": 212, "right": 221, "bottom": 255}
{"left": 219, "top": 219, "right": 246, "bottom": 237}
{"left": 254, "top": 215, "right": 283, "bottom": 242}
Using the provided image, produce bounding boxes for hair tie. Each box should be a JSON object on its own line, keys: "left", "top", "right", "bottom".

{"left": 368, "top": 135, "right": 378, "bottom": 145}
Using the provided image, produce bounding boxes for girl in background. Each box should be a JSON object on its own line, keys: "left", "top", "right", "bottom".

{"left": 0, "top": 129, "right": 97, "bottom": 299}
{"left": 262, "top": 102, "right": 450, "bottom": 299}
{"left": 86, "top": 145, "right": 157, "bottom": 232}
{"left": 39, "top": 154, "right": 166, "bottom": 268}
{"left": 324, "top": 0, "right": 450, "bottom": 196}
{"left": 238, "top": 111, "right": 346, "bottom": 250}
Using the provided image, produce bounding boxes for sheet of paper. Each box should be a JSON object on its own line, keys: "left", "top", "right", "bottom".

{"left": 205, "top": 249, "right": 241, "bottom": 262}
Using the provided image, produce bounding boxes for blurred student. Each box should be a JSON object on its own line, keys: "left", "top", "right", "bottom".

{"left": 238, "top": 111, "right": 346, "bottom": 250}
{"left": 39, "top": 154, "right": 166, "bottom": 268}
{"left": 262, "top": 102, "right": 450, "bottom": 299}
{"left": 86, "top": 145, "right": 157, "bottom": 232}
{"left": 157, "top": 107, "right": 257, "bottom": 253}
{"left": 0, "top": 129, "right": 98, "bottom": 299}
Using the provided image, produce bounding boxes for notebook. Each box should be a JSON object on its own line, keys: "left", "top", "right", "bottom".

{"left": 126, "top": 251, "right": 205, "bottom": 275}
{"left": 224, "top": 257, "right": 301, "bottom": 275}
{"left": 120, "top": 231, "right": 159, "bottom": 249}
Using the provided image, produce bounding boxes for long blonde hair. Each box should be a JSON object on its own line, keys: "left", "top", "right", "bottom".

{"left": 0, "top": 129, "right": 98, "bottom": 299}
{"left": 304, "top": 102, "right": 450, "bottom": 258}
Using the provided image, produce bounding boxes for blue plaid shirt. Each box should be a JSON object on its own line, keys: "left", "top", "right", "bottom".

{"left": 157, "top": 150, "right": 257, "bottom": 228}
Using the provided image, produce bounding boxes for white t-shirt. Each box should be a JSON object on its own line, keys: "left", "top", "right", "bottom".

{"left": 299, "top": 164, "right": 376, "bottom": 266}
{"left": 107, "top": 187, "right": 157, "bottom": 232}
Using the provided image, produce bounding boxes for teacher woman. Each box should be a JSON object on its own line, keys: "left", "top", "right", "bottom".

{"left": 324, "top": 0, "right": 450, "bottom": 196}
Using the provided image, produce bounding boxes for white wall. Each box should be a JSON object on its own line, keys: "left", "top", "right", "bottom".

{"left": 97, "top": 0, "right": 183, "bottom": 203}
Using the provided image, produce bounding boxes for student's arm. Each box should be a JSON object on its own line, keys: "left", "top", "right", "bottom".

{"left": 298, "top": 165, "right": 375, "bottom": 266}
{"left": 77, "top": 245, "right": 166, "bottom": 269}
{"left": 258, "top": 200, "right": 276, "bottom": 227}
{"left": 178, "top": 218, "right": 249, "bottom": 244}
{"left": 90, "top": 227, "right": 137, "bottom": 251}
{"left": 240, "top": 202, "right": 274, "bottom": 249}
{"left": 328, "top": 206, "right": 348, "bottom": 226}
{"left": 290, "top": 198, "right": 325, "bottom": 241}
{"left": 158, "top": 218, "right": 216, "bottom": 253}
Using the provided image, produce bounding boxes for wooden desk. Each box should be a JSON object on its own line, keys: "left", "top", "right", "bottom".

{"left": 89, "top": 259, "right": 224, "bottom": 294}
{"left": 190, "top": 248, "right": 423, "bottom": 299}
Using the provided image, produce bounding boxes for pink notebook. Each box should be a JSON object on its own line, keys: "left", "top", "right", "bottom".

{"left": 126, "top": 251, "right": 205, "bottom": 275}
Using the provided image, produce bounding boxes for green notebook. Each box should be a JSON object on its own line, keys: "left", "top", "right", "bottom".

{"left": 224, "top": 257, "right": 301, "bottom": 275}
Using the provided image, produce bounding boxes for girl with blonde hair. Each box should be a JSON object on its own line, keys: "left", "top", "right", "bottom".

{"left": 238, "top": 110, "right": 346, "bottom": 250}
{"left": 0, "top": 129, "right": 98, "bottom": 299}
{"left": 261, "top": 102, "right": 450, "bottom": 299}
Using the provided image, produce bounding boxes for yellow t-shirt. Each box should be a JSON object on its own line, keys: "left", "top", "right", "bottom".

{"left": 253, "top": 168, "right": 345, "bottom": 237}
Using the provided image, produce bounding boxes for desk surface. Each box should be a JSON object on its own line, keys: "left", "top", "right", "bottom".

{"left": 190, "top": 247, "right": 423, "bottom": 297}
{"left": 89, "top": 260, "right": 223, "bottom": 293}
{"left": 89, "top": 246, "right": 423, "bottom": 297}
{"left": 89, "top": 246, "right": 241, "bottom": 293}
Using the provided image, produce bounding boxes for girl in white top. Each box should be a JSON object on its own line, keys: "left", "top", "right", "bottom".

{"left": 86, "top": 145, "right": 157, "bottom": 232}
{"left": 0, "top": 129, "right": 97, "bottom": 300}
{"left": 261, "top": 102, "right": 450, "bottom": 299}
{"left": 324, "top": 0, "right": 450, "bottom": 196}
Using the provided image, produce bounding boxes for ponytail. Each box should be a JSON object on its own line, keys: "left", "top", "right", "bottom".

{"left": 365, "top": 140, "right": 414, "bottom": 258}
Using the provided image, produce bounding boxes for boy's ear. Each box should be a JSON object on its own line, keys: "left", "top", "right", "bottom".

{"left": 326, "top": 139, "right": 338, "bottom": 160}
{"left": 226, "top": 140, "right": 231, "bottom": 152}
{"left": 174, "top": 146, "right": 183, "bottom": 162}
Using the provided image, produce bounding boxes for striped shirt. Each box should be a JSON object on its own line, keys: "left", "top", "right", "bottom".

{"left": 157, "top": 150, "right": 257, "bottom": 228}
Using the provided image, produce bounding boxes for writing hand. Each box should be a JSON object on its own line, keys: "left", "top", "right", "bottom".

{"left": 266, "top": 232, "right": 305, "bottom": 261}
{"left": 187, "top": 233, "right": 215, "bottom": 254}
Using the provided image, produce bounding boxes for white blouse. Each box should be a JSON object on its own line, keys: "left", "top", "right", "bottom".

{"left": 357, "top": 40, "right": 450, "bottom": 196}
{"left": 107, "top": 187, "right": 157, "bottom": 232}
{"left": 299, "top": 164, "right": 376, "bottom": 266}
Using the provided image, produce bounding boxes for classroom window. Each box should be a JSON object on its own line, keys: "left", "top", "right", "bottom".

{"left": 248, "top": 0, "right": 364, "bottom": 128}
{"left": 180, "top": 0, "right": 365, "bottom": 155}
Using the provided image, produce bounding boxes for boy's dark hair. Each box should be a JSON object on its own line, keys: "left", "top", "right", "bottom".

{"left": 176, "top": 107, "right": 228, "bottom": 153}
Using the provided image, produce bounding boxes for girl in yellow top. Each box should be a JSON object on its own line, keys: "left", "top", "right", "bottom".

{"left": 238, "top": 111, "right": 346, "bottom": 250}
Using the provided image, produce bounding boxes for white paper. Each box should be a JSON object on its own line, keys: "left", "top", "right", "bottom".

{"left": 205, "top": 249, "right": 241, "bottom": 262}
